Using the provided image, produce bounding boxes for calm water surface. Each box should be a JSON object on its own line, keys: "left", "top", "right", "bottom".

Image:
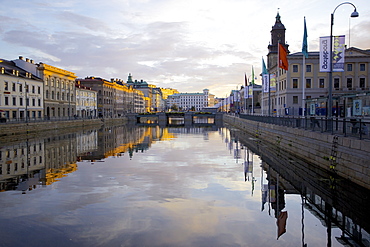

{"left": 0, "top": 125, "right": 368, "bottom": 247}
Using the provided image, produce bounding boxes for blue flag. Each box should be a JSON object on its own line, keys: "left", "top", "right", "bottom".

{"left": 302, "top": 17, "right": 308, "bottom": 58}
{"left": 262, "top": 57, "right": 268, "bottom": 74}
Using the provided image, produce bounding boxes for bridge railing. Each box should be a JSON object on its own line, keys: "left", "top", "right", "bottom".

{"left": 238, "top": 114, "right": 370, "bottom": 140}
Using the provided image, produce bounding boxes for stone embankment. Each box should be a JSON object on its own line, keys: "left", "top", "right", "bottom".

{"left": 224, "top": 115, "right": 370, "bottom": 190}
{"left": 0, "top": 118, "right": 128, "bottom": 143}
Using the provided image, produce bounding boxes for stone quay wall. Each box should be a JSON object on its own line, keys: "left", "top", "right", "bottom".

{"left": 224, "top": 115, "right": 370, "bottom": 190}
{"left": 0, "top": 118, "right": 128, "bottom": 140}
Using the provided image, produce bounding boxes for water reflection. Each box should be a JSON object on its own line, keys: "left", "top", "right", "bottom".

{"left": 0, "top": 124, "right": 369, "bottom": 246}
{"left": 228, "top": 127, "right": 370, "bottom": 246}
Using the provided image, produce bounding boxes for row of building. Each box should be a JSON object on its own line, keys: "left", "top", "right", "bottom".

{"left": 0, "top": 57, "right": 216, "bottom": 121}
{"left": 219, "top": 12, "right": 370, "bottom": 117}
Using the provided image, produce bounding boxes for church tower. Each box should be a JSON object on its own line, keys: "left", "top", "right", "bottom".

{"left": 267, "top": 11, "right": 289, "bottom": 70}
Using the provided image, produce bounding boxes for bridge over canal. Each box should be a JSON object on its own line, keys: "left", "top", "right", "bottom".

{"left": 126, "top": 112, "right": 223, "bottom": 126}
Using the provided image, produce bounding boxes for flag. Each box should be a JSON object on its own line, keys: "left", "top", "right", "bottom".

{"left": 302, "top": 17, "right": 308, "bottom": 58}
{"left": 251, "top": 66, "right": 255, "bottom": 85}
{"left": 277, "top": 211, "right": 288, "bottom": 239}
{"left": 262, "top": 57, "right": 268, "bottom": 74}
{"left": 244, "top": 73, "right": 248, "bottom": 86}
{"left": 262, "top": 57, "right": 269, "bottom": 93}
{"left": 278, "top": 43, "right": 289, "bottom": 70}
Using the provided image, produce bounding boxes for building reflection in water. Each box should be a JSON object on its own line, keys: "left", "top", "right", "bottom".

{"left": 228, "top": 128, "right": 370, "bottom": 247}
{"left": 1, "top": 124, "right": 369, "bottom": 246}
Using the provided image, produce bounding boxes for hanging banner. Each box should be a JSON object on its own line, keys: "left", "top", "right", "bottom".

{"left": 319, "top": 36, "right": 331, "bottom": 72}
{"left": 248, "top": 86, "right": 253, "bottom": 98}
{"left": 332, "top": 35, "right": 345, "bottom": 72}
{"left": 270, "top": 74, "right": 276, "bottom": 92}
{"left": 244, "top": 86, "right": 249, "bottom": 99}
{"left": 262, "top": 74, "right": 269, "bottom": 93}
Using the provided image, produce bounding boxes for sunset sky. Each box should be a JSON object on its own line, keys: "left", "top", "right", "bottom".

{"left": 1, "top": 0, "right": 369, "bottom": 97}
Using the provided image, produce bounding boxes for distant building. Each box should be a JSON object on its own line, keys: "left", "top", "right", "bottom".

{"left": 75, "top": 82, "right": 97, "bottom": 118}
{"left": 0, "top": 59, "right": 44, "bottom": 121}
{"left": 167, "top": 89, "right": 212, "bottom": 111}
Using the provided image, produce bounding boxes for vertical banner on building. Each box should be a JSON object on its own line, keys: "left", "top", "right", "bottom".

{"left": 270, "top": 74, "right": 276, "bottom": 92}
{"left": 332, "top": 35, "right": 345, "bottom": 72}
{"left": 319, "top": 36, "right": 331, "bottom": 72}
{"left": 353, "top": 99, "right": 362, "bottom": 116}
{"left": 244, "top": 86, "right": 249, "bottom": 99}
{"left": 247, "top": 86, "right": 252, "bottom": 98}
{"left": 263, "top": 74, "right": 269, "bottom": 93}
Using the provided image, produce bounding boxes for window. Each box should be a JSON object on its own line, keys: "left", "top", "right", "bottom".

{"left": 306, "top": 78, "right": 311, "bottom": 88}
{"left": 20, "top": 98, "right": 23, "bottom": 106}
{"left": 4, "top": 81, "right": 8, "bottom": 90}
{"left": 45, "top": 78, "right": 48, "bottom": 86}
{"left": 347, "top": 64, "right": 353, "bottom": 71}
{"left": 32, "top": 98, "right": 35, "bottom": 106}
{"left": 306, "top": 65, "right": 311, "bottom": 72}
{"left": 5, "top": 97, "right": 9, "bottom": 105}
{"left": 293, "top": 96, "right": 298, "bottom": 104}
{"left": 38, "top": 86, "right": 41, "bottom": 94}
{"left": 334, "top": 78, "right": 340, "bottom": 89}
{"left": 293, "top": 78, "right": 298, "bottom": 88}
{"left": 293, "top": 65, "right": 298, "bottom": 73}
{"left": 19, "top": 84, "right": 23, "bottom": 92}
{"left": 347, "top": 78, "right": 352, "bottom": 89}
{"left": 51, "top": 91, "right": 55, "bottom": 99}
{"left": 32, "top": 85, "right": 35, "bottom": 93}
{"left": 12, "top": 82, "right": 16, "bottom": 91}
{"left": 319, "top": 78, "right": 325, "bottom": 88}
{"left": 12, "top": 97, "right": 16, "bottom": 106}
{"left": 46, "top": 90, "right": 49, "bottom": 99}
{"left": 38, "top": 99, "right": 41, "bottom": 106}
{"left": 360, "top": 64, "right": 365, "bottom": 71}
{"left": 360, "top": 78, "right": 365, "bottom": 88}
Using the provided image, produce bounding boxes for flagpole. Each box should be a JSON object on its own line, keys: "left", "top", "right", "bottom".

{"left": 302, "top": 55, "right": 306, "bottom": 117}
{"left": 277, "top": 42, "right": 280, "bottom": 117}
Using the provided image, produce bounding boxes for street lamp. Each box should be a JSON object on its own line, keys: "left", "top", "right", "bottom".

{"left": 328, "top": 2, "right": 359, "bottom": 129}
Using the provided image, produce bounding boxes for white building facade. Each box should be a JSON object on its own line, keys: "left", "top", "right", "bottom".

{"left": 0, "top": 59, "right": 44, "bottom": 121}
{"left": 167, "top": 89, "right": 210, "bottom": 111}
{"left": 75, "top": 84, "right": 97, "bottom": 118}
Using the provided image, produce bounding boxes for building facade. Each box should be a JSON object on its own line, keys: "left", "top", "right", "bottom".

{"left": 14, "top": 57, "right": 77, "bottom": 119}
{"left": 75, "top": 83, "right": 97, "bottom": 118}
{"left": 261, "top": 13, "right": 370, "bottom": 117}
{"left": 0, "top": 59, "right": 44, "bottom": 121}
{"left": 166, "top": 89, "right": 211, "bottom": 111}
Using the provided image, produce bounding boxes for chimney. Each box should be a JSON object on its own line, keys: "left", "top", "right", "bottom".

{"left": 19, "top": 56, "right": 24, "bottom": 60}
{"left": 26, "top": 58, "right": 30, "bottom": 62}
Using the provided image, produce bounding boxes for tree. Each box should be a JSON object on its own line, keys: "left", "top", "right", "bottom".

{"left": 171, "top": 104, "right": 179, "bottom": 111}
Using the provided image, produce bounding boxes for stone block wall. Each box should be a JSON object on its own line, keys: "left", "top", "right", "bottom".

{"left": 224, "top": 115, "right": 370, "bottom": 190}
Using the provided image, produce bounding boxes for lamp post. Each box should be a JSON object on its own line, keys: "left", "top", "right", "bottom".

{"left": 328, "top": 2, "right": 359, "bottom": 130}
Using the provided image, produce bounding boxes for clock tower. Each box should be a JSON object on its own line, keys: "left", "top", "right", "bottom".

{"left": 267, "top": 11, "right": 289, "bottom": 70}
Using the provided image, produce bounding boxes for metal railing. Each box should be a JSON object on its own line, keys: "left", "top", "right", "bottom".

{"left": 238, "top": 114, "right": 370, "bottom": 140}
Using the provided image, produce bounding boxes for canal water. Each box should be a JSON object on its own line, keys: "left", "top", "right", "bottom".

{"left": 0, "top": 124, "right": 369, "bottom": 247}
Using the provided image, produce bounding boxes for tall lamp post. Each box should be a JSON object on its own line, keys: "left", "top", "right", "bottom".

{"left": 328, "top": 2, "right": 359, "bottom": 130}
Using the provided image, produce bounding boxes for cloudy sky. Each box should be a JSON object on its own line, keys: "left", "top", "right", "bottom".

{"left": 1, "top": 0, "right": 369, "bottom": 97}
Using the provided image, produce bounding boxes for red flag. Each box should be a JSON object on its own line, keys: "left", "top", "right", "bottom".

{"left": 278, "top": 43, "right": 289, "bottom": 70}
{"left": 277, "top": 211, "right": 288, "bottom": 239}
{"left": 245, "top": 73, "right": 248, "bottom": 86}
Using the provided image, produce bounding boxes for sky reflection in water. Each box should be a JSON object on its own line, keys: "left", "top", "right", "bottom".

{"left": 0, "top": 127, "right": 345, "bottom": 247}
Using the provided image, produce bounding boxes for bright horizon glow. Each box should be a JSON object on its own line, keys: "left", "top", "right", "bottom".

{"left": 1, "top": 0, "right": 369, "bottom": 98}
